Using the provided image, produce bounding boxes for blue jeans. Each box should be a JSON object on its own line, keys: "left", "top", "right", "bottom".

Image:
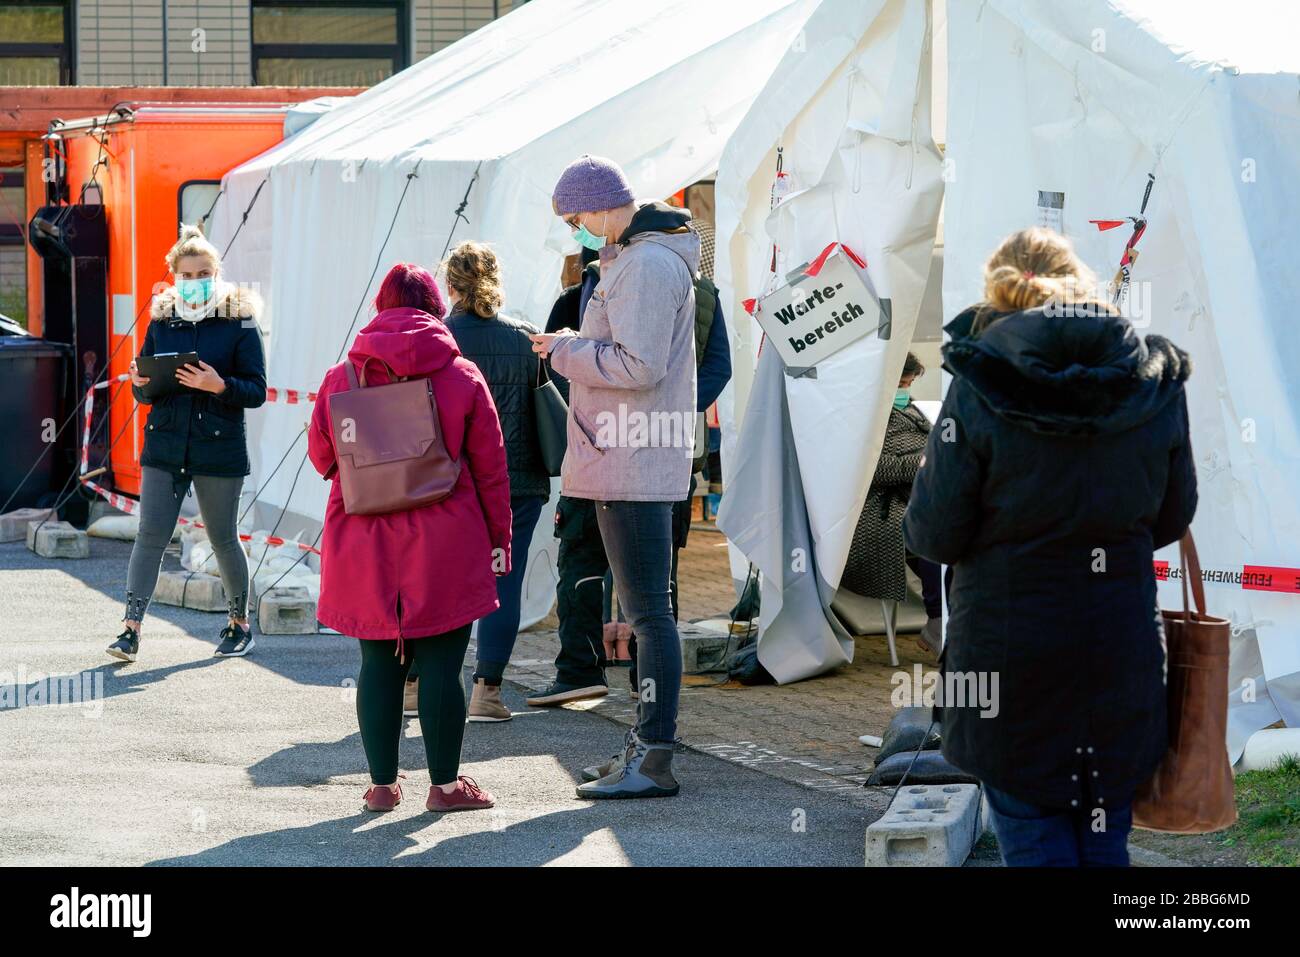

{"left": 472, "top": 495, "right": 546, "bottom": 685}
{"left": 984, "top": 785, "right": 1133, "bottom": 867}
{"left": 595, "top": 499, "right": 680, "bottom": 744}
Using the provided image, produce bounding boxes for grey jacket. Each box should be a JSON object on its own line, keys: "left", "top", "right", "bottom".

{"left": 549, "top": 204, "right": 700, "bottom": 502}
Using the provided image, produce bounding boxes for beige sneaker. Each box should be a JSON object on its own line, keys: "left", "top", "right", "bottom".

{"left": 403, "top": 678, "right": 419, "bottom": 717}
{"left": 468, "top": 678, "right": 512, "bottom": 722}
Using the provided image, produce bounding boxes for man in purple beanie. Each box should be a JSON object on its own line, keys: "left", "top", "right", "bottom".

{"left": 531, "top": 154, "right": 700, "bottom": 799}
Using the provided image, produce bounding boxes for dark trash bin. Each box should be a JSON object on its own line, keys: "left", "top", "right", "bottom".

{"left": 0, "top": 336, "right": 73, "bottom": 510}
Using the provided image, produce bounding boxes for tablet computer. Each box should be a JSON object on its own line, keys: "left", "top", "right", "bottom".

{"left": 135, "top": 352, "right": 201, "bottom": 400}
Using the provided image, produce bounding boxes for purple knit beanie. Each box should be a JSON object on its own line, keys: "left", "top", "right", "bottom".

{"left": 552, "top": 154, "right": 635, "bottom": 215}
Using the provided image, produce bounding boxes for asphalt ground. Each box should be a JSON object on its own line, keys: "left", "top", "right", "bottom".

{"left": 0, "top": 539, "right": 869, "bottom": 866}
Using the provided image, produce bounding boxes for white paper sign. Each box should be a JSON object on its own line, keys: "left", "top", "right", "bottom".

{"left": 753, "top": 244, "right": 887, "bottom": 370}
{"left": 1036, "top": 189, "right": 1065, "bottom": 234}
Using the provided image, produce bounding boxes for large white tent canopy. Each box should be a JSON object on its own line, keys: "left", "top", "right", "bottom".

{"left": 943, "top": 0, "right": 1300, "bottom": 759}
{"left": 715, "top": 0, "right": 944, "bottom": 681}
{"left": 715, "top": 0, "right": 1299, "bottom": 757}
{"left": 207, "top": 0, "right": 1298, "bottom": 755}
{"left": 208, "top": 0, "right": 818, "bottom": 625}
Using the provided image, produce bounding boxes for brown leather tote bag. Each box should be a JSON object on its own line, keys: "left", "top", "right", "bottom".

{"left": 1133, "top": 531, "right": 1237, "bottom": 834}
{"left": 326, "top": 356, "right": 461, "bottom": 516}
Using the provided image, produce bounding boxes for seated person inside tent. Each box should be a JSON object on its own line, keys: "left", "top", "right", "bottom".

{"left": 841, "top": 352, "right": 943, "bottom": 656}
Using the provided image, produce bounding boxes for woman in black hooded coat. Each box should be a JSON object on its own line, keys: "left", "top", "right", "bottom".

{"left": 903, "top": 227, "right": 1197, "bottom": 867}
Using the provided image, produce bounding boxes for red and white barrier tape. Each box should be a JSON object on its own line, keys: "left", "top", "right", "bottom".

{"left": 1154, "top": 561, "right": 1300, "bottom": 594}
{"left": 80, "top": 374, "right": 130, "bottom": 472}
{"left": 77, "top": 378, "right": 321, "bottom": 556}
{"left": 264, "top": 387, "right": 317, "bottom": 404}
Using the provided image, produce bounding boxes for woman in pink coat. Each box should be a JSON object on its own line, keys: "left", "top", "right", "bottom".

{"left": 308, "top": 263, "right": 512, "bottom": 814}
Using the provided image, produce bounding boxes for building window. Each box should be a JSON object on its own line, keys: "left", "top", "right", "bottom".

{"left": 252, "top": 2, "right": 406, "bottom": 86}
{"left": 0, "top": 1, "right": 72, "bottom": 85}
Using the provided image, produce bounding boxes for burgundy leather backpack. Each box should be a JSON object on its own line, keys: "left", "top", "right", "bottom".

{"left": 327, "top": 356, "right": 461, "bottom": 515}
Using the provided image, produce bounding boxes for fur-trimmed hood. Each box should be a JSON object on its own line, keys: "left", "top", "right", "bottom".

{"left": 151, "top": 282, "right": 262, "bottom": 321}
{"left": 942, "top": 305, "right": 1192, "bottom": 437}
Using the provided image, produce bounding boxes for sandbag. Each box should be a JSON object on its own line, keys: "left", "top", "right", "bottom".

{"left": 86, "top": 514, "right": 140, "bottom": 541}
{"left": 867, "top": 749, "right": 978, "bottom": 786}
{"left": 875, "top": 706, "right": 942, "bottom": 764}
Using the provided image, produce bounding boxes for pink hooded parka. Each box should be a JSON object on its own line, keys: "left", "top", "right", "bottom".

{"left": 307, "top": 307, "right": 512, "bottom": 647}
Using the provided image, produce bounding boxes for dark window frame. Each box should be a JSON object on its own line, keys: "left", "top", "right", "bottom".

{"left": 0, "top": 0, "right": 75, "bottom": 85}
{"left": 250, "top": 0, "right": 407, "bottom": 85}
{"left": 0, "top": 167, "right": 26, "bottom": 244}
{"left": 176, "top": 179, "right": 223, "bottom": 233}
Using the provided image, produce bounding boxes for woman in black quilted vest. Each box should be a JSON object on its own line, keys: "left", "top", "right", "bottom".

{"left": 441, "top": 241, "right": 550, "bottom": 722}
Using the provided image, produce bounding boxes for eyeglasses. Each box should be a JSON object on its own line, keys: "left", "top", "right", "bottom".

{"left": 564, "top": 213, "right": 583, "bottom": 231}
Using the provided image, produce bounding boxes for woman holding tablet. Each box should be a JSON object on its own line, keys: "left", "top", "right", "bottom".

{"left": 107, "top": 225, "right": 266, "bottom": 662}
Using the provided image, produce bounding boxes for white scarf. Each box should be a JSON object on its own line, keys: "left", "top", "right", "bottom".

{"left": 175, "top": 284, "right": 222, "bottom": 323}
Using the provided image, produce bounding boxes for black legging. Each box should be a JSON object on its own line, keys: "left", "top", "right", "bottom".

{"left": 357, "top": 625, "right": 472, "bottom": 786}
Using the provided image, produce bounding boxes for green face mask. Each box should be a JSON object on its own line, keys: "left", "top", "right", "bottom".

{"left": 893, "top": 389, "right": 911, "bottom": 410}
{"left": 178, "top": 277, "right": 214, "bottom": 305}
{"left": 572, "top": 212, "right": 608, "bottom": 251}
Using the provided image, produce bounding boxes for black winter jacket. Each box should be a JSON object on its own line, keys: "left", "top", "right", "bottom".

{"left": 903, "top": 305, "right": 1197, "bottom": 811}
{"left": 133, "top": 285, "right": 267, "bottom": 477}
{"left": 446, "top": 305, "right": 551, "bottom": 500}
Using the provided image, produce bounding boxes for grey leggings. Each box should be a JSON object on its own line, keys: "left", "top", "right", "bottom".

{"left": 124, "top": 465, "right": 249, "bottom": 623}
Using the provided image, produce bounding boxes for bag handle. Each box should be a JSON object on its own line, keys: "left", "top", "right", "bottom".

{"left": 1178, "top": 529, "right": 1207, "bottom": 622}
{"left": 536, "top": 354, "right": 552, "bottom": 389}
{"left": 345, "top": 356, "right": 401, "bottom": 389}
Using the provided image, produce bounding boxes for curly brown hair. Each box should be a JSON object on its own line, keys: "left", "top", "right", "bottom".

{"left": 442, "top": 241, "right": 504, "bottom": 318}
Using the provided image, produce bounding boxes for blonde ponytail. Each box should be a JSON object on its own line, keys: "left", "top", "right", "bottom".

{"left": 442, "top": 241, "right": 504, "bottom": 318}
{"left": 973, "top": 227, "right": 1111, "bottom": 335}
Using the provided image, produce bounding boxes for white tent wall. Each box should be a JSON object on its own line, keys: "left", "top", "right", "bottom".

{"left": 206, "top": 0, "right": 820, "bottom": 627}
{"left": 944, "top": 0, "right": 1300, "bottom": 757}
{"left": 715, "top": 0, "right": 944, "bottom": 682}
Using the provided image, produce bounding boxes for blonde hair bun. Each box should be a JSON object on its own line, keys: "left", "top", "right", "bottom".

{"left": 443, "top": 241, "right": 504, "bottom": 318}
{"left": 165, "top": 222, "right": 221, "bottom": 274}
{"left": 975, "top": 227, "right": 1111, "bottom": 333}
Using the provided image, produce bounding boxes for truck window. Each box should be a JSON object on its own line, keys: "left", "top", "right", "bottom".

{"left": 178, "top": 180, "right": 222, "bottom": 232}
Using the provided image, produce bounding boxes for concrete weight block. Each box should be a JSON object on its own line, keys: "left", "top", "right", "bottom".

{"left": 865, "top": 783, "right": 982, "bottom": 867}
{"left": 25, "top": 520, "right": 89, "bottom": 559}
{"left": 258, "top": 587, "right": 317, "bottom": 634}
{"left": 1, "top": 508, "right": 56, "bottom": 543}
{"left": 153, "top": 570, "right": 228, "bottom": 612}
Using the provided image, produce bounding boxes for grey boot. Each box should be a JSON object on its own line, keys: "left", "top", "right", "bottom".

{"left": 580, "top": 730, "right": 635, "bottom": 783}
{"left": 917, "top": 617, "right": 943, "bottom": 657}
{"left": 576, "top": 733, "right": 679, "bottom": 799}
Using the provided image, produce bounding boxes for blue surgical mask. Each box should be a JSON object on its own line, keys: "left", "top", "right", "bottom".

{"left": 893, "top": 389, "right": 911, "bottom": 410}
{"left": 178, "top": 277, "right": 214, "bottom": 305}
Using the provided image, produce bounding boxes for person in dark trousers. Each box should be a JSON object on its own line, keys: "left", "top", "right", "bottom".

{"left": 903, "top": 227, "right": 1198, "bottom": 867}
{"left": 108, "top": 224, "right": 265, "bottom": 663}
{"left": 528, "top": 219, "right": 732, "bottom": 708}
{"left": 530, "top": 154, "right": 700, "bottom": 798}
{"left": 442, "top": 240, "right": 551, "bottom": 722}
{"left": 307, "top": 263, "right": 511, "bottom": 815}
{"left": 526, "top": 248, "right": 612, "bottom": 706}
{"left": 841, "top": 351, "right": 943, "bottom": 655}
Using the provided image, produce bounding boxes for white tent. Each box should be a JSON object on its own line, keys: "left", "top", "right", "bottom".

{"left": 715, "top": 0, "right": 944, "bottom": 682}
{"left": 207, "top": 0, "right": 817, "bottom": 626}
{"left": 716, "top": 0, "right": 1299, "bottom": 755}
{"left": 945, "top": 0, "right": 1300, "bottom": 759}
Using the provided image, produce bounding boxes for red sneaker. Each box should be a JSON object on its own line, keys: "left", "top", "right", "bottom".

{"left": 363, "top": 783, "right": 402, "bottom": 812}
{"left": 426, "top": 776, "right": 496, "bottom": 812}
